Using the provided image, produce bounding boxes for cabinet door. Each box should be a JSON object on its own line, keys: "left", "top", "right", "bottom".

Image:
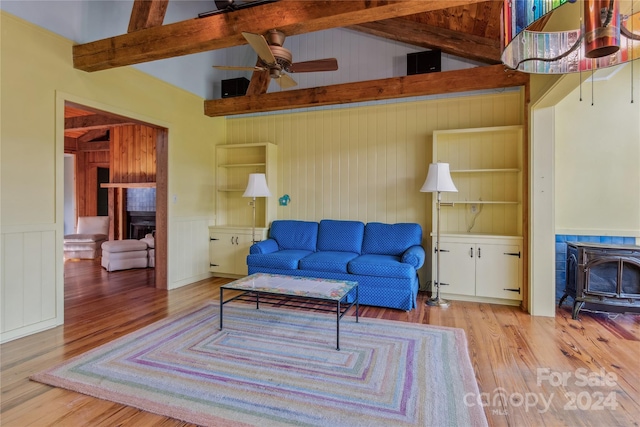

{"left": 209, "top": 233, "right": 237, "bottom": 274}
{"left": 233, "top": 234, "right": 253, "bottom": 275}
{"left": 437, "top": 242, "right": 476, "bottom": 296}
{"left": 475, "top": 244, "right": 522, "bottom": 300}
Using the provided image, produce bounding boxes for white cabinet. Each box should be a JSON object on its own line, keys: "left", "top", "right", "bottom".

{"left": 437, "top": 235, "right": 523, "bottom": 303}
{"left": 209, "top": 227, "right": 267, "bottom": 277}
{"left": 431, "top": 126, "right": 525, "bottom": 305}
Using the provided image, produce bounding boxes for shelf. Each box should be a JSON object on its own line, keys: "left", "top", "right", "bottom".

{"left": 215, "top": 142, "right": 277, "bottom": 229}
{"left": 445, "top": 201, "right": 520, "bottom": 205}
{"left": 100, "top": 182, "right": 156, "bottom": 188}
{"left": 451, "top": 169, "right": 520, "bottom": 173}
{"left": 217, "top": 142, "right": 272, "bottom": 149}
{"left": 218, "top": 163, "right": 266, "bottom": 168}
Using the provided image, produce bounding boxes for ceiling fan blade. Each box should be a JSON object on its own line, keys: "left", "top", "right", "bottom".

{"left": 275, "top": 73, "right": 297, "bottom": 89}
{"left": 288, "top": 58, "right": 338, "bottom": 73}
{"left": 242, "top": 31, "right": 277, "bottom": 65}
{"left": 213, "top": 65, "right": 266, "bottom": 71}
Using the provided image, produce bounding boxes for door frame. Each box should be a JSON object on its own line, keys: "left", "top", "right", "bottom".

{"left": 59, "top": 93, "right": 169, "bottom": 290}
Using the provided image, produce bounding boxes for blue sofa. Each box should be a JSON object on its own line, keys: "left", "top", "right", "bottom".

{"left": 246, "top": 219, "right": 426, "bottom": 310}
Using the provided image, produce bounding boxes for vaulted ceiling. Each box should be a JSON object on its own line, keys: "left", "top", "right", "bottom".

{"left": 68, "top": 0, "right": 529, "bottom": 120}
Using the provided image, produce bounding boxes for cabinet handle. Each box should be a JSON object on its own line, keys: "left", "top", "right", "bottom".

{"left": 230, "top": 236, "right": 234, "bottom": 244}
{"left": 210, "top": 238, "right": 219, "bottom": 241}
{"left": 434, "top": 247, "right": 449, "bottom": 253}
{"left": 504, "top": 251, "right": 521, "bottom": 258}
{"left": 210, "top": 263, "right": 219, "bottom": 267}
{"left": 470, "top": 247, "right": 474, "bottom": 258}
{"left": 503, "top": 288, "right": 521, "bottom": 294}
{"left": 235, "top": 236, "right": 239, "bottom": 245}
{"left": 478, "top": 247, "right": 481, "bottom": 258}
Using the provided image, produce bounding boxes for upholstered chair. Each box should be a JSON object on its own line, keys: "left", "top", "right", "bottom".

{"left": 63, "top": 216, "right": 109, "bottom": 260}
{"left": 140, "top": 232, "right": 156, "bottom": 268}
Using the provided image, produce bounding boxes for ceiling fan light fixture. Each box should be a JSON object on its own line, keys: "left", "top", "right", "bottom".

{"left": 215, "top": 29, "right": 339, "bottom": 92}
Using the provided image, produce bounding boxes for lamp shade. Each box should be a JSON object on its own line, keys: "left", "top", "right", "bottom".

{"left": 420, "top": 163, "right": 458, "bottom": 193}
{"left": 243, "top": 173, "right": 272, "bottom": 198}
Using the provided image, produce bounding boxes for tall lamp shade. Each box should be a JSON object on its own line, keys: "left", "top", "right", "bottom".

{"left": 420, "top": 163, "right": 457, "bottom": 307}
{"left": 243, "top": 173, "right": 272, "bottom": 198}
{"left": 243, "top": 173, "right": 271, "bottom": 243}
{"left": 420, "top": 163, "right": 457, "bottom": 193}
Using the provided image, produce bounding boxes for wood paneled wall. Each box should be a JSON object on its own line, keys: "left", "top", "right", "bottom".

{"left": 75, "top": 150, "right": 109, "bottom": 218}
{"left": 225, "top": 91, "right": 525, "bottom": 284}
{"left": 110, "top": 125, "right": 157, "bottom": 183}
{"left": 67, "top": 125, "right": 157, "bottom": 237}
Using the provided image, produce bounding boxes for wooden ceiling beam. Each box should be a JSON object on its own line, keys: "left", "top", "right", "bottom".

{"left": 204, "top": 64, "right": 528, "bottom": 117}
{"left": 64, "top": 136, "right": 78, "bottom": 152}
{"left": 128, "top": 0, "right": 169, "bottom": 32}
{"left": 65, "top": 115, "right": 134, "bottom": 131}
{"left": 78, "top": 141, "right": 111, "bottom": 152}
{"left": 350, "top": 18, "right": 501, "bottom": 65}
{"left": 73, "top": 0, "right": 488, "bottom": 72}
{"left": 77, "top": 129, "right": 110, "bottom": 143}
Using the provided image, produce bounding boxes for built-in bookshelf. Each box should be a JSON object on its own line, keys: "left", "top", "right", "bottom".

{"left": 433, "top": 125, "right": 523, "bottom": 237}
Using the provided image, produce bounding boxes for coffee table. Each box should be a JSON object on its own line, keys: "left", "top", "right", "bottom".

{"left": 219, "top": 273, "right": 358, "bottom": 350}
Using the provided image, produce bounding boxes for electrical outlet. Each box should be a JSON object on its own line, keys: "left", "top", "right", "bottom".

{"left": 470, "top": 204, "right": 478, "bottom": 214}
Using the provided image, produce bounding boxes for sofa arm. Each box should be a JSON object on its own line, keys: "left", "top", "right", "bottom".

{"left": 401, "top": 245, "right": 425, "bottom": 269}
{"left": 250, "top": 239, "right": 279, "bottom": 255}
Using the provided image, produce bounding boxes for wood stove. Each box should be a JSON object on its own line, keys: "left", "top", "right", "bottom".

{"left": 560, "top": 242, "right": 640, "bottom": 319}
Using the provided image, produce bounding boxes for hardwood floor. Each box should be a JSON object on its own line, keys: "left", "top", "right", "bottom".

{"left": 2, "top": 259, "right": 639, "bottom": 426}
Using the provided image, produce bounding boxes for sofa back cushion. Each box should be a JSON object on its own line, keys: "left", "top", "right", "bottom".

{"left": 270, "top": 220, "right": 318, "bottom": 251}
{"left": 316, "top": 219, "right": 365, "bottom": 254}
{"left": 77, "top": 216, "right": 109, "bottom": 236}
{"left": 362, "top": 222, "right": 422, "bottom": 256}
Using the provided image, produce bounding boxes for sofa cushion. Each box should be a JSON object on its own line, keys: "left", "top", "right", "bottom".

{"left": 247, "top": 249, "right": 313, "bottom": 270}
{"left": 362, "top": 222, "right": 422, "bottom": 256}
{"left": 63, "top": 233, "right": 107, "bottom": 243}
{"left": 348, "top": 254, "right": 416, "bottom": 279}
{"left": 317, "top": 220, "right": 365, "bottom": 254}
{"left": 270, "top": 220, "right": 318, "bottom": 251}
{"left": 102, "top": 239, "right": 149, "bottom": 253}
{"left": 249, "top": 239, "right": 279, "bottom": 254}
{"left": 140, "top": 235, "right": 155, "bottom": 249}
{"left": 299, "top": 251, "right": 359, "bottom": 274}
{"left": 76, "top": 216, "right": 109, "bottom": 236}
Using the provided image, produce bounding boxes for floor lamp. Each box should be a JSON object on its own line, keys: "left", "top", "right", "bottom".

{"left": 243, "top": 173, "right": 272, "bottom": 244}
{"left": 420, "top": 163, "right": 457, "bottom": 307}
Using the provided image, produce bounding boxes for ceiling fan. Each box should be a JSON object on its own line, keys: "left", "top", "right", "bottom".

{"left": 213, "top": 29, "right": 339, "bottom": 89}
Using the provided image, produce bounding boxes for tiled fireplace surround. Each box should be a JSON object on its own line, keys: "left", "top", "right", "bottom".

{"left": 555, "top": 234, "right": 638, "bottom": 302}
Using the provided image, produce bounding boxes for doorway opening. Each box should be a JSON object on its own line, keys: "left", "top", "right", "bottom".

{"left": 63, "top": 101, "right": 168, "bottom": 289}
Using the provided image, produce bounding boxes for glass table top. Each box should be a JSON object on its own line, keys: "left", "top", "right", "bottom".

{"left": 221, "top": 273, "right": 357, "bottom": 300}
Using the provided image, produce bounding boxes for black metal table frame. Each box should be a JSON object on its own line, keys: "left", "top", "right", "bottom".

{"left": 219, "top": 284, "right": 358, "bottom": 351}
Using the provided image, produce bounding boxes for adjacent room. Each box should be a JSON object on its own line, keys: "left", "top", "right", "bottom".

{"left": 2, "top": 1, "right": 639, "bottom": 426}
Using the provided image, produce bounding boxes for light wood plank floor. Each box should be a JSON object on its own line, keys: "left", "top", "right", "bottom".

{"left": 2, "top": 259, "right": 639, "bottom": 426}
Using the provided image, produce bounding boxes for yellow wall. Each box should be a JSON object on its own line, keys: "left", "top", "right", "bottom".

{"left": 1, "top": 12, "right": 223, "bottom": 222}
{"left": 1, "top": 12, "right": 223, "bottom": 341}
{"left": 226, "top": 92, "right": 525, "bottom": 282}
{"left": 555, "top": 64, "right": 640, "bottom": 237}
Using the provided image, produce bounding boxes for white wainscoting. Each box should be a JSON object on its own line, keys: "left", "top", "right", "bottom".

{"left": 1, "top": 224, "right": 62, "bottom": 343}
{"left": 168, "top": 216, "right": 215, "bottom": 289}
